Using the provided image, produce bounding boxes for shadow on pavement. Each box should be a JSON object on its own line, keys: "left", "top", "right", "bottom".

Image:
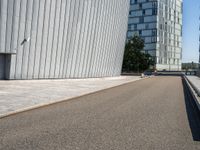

{"left": 157, "top": 74, "right": 182, "bottom": 77}
{"left": 157, "top": 72, "right": 183, "bottom": 76}
{"left": 182, "top": 78, "right": 200, "bottom": 141}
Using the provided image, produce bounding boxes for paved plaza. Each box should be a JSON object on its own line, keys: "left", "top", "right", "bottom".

{"left": 1, "top": 76, "right": 200, "bottom": 150}
{"left": 0, "top": 76, "right": 142, "bottom": 118}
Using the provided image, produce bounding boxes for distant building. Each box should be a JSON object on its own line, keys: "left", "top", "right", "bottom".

{"left": 0, "top": 0, "right": 129, "bottom": 79}
{"left": 127, "top": 0, "right": 183, "bottom": 71}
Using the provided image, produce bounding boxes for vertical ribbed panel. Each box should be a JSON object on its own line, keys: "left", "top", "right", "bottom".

{"left": 0, "top": 0, "right": 129, "bottom": 79}
{"left": 0, "top": 0, "right": 7, "bottom": 53}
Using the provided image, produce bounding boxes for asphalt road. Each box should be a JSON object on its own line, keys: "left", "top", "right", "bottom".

{"left": 0, "top": 76, "right": 200, "bottom": 150}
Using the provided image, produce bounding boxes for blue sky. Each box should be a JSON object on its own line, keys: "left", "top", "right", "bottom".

{"left": 182, "top": 0, "right": 200, "bottom": 63}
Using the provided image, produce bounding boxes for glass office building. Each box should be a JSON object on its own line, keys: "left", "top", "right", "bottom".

{"left": 127, "top": 0, "right": 183, "bottom": 71}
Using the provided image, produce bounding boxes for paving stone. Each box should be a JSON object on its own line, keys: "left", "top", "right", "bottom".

{"left": 0, "top": 76, "right": 141, "bottom": 117}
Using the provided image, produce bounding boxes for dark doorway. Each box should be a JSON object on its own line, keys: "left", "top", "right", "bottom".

{"left": 0, "top": 54, "right": 11, "bottom": 80}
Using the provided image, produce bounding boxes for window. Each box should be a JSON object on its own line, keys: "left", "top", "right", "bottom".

{"left": 139, "top": 17, "right": 144, "bottom": 23}
{"left": 159, "top": 24, "right": 163, "bottom": 30}
{"left": 139, "top": 30, "right": 142, "bottom": 35}
{"left": 145, "top": 24, "right": 149, "bottom": 29}
{"left": 134, "top": 24, "right": 137, "bottom": 30}
{"left": 130, "top": 0, "right": 137, "bottom": 4}
{"left": 152, "top": 9, "right": 157, "bottom": 15}
{"left": 128, "top": 25, "right": 132, "bottom": 30}
{"left": 152, "top": 2, "right": 157, "bottom": 8}
{"left": 152, "top": 29, "right": 157, "bottom": 36}
{"left": 143, "top": 10, "right": 146, "bottom": 15}
{"left": 139, "top": 3, "right": 142, "bottom": 9}
{"left": 151, "top": 37, "right": 157, "bottom": 43}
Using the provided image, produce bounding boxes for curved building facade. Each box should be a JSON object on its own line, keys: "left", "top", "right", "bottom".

{"left": 0, "top": 0, "right": 129, "bottom": 79}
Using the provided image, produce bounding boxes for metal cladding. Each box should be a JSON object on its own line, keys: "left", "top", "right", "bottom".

{"left": 0, "top": 0, "right": 129, "bottom": 79}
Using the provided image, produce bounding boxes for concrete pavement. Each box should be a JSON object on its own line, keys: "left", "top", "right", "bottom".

{"left": 186, "top": 76, "right": 200, "bottom": 97}
{"left": 185, "top": 75, "right": 200, "bottom": 110}
{"left": 0, "top": 76, "right": 200, "bottom": 150}
{"left": 0, "top": 76, "right": 141, "bottom": 118}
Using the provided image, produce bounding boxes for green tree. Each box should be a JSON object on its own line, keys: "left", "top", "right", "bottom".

{"left": 122, "top": 35, "right": 154, "bottom": 72}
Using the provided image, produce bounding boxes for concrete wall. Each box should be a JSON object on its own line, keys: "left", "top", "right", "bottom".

{"left": 0, "top": 0, "right": 129, "bottom": 79}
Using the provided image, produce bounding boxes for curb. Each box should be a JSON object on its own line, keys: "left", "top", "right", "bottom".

{"left": 0, "top": 77, "right": 151, "bottom": 119}
{"left": 185, "top": 76, "right": 200, "bottom": 97}
{"left": 183, "top": 75, "right": 200, "bottom": 111}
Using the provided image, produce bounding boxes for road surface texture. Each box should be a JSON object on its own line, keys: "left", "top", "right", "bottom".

{"left": 0, "top": 76, "right": 200, "bottom": 150}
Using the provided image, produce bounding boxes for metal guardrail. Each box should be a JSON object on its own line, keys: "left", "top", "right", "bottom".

{"left": 156, "top": 71, "right": 197, "bottom": 76}
{"left": 122, "top": 70, "right": 198, "bottom": 77}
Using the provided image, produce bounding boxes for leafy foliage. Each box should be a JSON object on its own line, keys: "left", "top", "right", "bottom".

{"left": 122, "top": 35, "right": 154, "bottom": 72}
{"left": 182, "top": 62, "right": 199, "bottom": 71}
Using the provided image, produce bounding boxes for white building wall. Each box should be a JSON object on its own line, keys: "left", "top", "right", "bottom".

{"left": 0, "top": 0, "right": 129, "bottom": 79}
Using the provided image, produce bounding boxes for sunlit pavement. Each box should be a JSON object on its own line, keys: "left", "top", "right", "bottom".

{"left": 0, "top": 76, "right": 141, "bottom": 118}
{"left": 0, "top": 76, "right": 200, "bottom": 150}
